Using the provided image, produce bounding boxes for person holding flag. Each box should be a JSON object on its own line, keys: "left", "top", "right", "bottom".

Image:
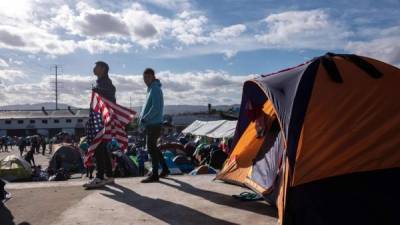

{"left": 83, "top": 61, "right": 135, "bottom": 189}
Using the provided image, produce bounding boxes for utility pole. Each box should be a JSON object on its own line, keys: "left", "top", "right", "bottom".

{"left": 55, "top": 65, "right": 58, "bottom": 110}
{"left": 51, "top": 65, "right": 62, "bottom": 110}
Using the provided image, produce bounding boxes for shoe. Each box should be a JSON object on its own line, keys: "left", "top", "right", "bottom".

{"left": 141, "top": 176, "right": 159, "bottom": 183}
{"left": 83, "top": 178, "right": 105, "bottom": 189}
{"left": 2, "top": 192, "right": 11, "bottom": 203}
{"left": 159, "top": 169, "right": 170, "bottom": 178}
{"left": 104, "top": 177, "right": 115, "bottom": 185}
{"left": 146, "top": 171, "right": 153, "bottom": 177}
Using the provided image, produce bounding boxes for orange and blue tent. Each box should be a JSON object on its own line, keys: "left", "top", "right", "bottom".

{"left": 217, "top": 53, "right": 400, "bottom": 225}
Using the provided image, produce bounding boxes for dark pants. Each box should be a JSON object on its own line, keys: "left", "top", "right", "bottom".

{"left": 41, "top": 144, "right": 46, "bottom": 155}
{"left": 86, "top": 167, "right": 94, "bottom": 179}
{"left": 146, "top": 125, "right": 168, "bottom": 177}
{"left": 32, "top": 144, "right": 40, "bottom": 154}
{"left": 0, "top": 179, "right": 5, "bottom": 201}
{"left": 95, "top": 142, "right": 113, "bottom": 180}
{"left": 19, "top": 146, "right": 24, "bottom": 156}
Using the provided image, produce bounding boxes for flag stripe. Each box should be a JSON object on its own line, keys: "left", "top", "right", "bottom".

{"left": 85, "top": 91, "right": 136, "bottom": 165}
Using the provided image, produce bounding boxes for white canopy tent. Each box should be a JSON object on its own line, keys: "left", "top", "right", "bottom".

{"left": 182, "top": 120, "right": 237, "bottom": 138}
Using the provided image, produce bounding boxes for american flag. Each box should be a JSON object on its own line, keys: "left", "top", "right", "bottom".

{"left": 85, "top": 91, "right": 136, "bottom": 164}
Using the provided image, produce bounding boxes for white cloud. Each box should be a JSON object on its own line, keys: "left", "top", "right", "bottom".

{"left": 0, "top": 69, "right": 26, "bottom": 82}
{"left": 256, "top": 10, "right": 352, "bottom": 49}
{"left": 0, "top": 0, "right": 33, "bottom": 20}
{"left": 0, "top": 70, "right": 253, "bottom": 107}
{"left": 0, "top": 58, "right": 9, "bottom": 67}
{"left": 77, "top": 39, "right": 132, "bottom": 54}
{"left": 1, "top": 1, "right": 397, "bottom": 62}
{"left": 170, "top": 11, "right": 209, "bottom": 45}
{"left": 210, "top": 24, "right": 246, "bottom": 40}
{"left": 345, "top": 26, "right": 400, "bottom": 67}
{"left": 8, "top": 58, "right": 23, "bottom": 65}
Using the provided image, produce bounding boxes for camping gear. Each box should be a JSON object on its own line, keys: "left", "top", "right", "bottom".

{"left": 162, "top": 151, "right": 182, "bottom": 175}
{"left": 173, "top": 155, "right": 195, "bottom": 173}
{"left": 0, "top": 155, "right": 32, "bottom": 181}
{"left": 48, "top": 145, "right": 84, "bottom": 175}
{"left": 232, "top": 191, "right": 263, "bottom": 202}
{"left": 113, "top": 151, "right": 139, "bottom": 177}
{"left": 217, "top": 53, "right": 400, "bottom": 225}
{"left": 79, "top": 137, "right": 89, "bottom": 154}
{"left": 144, "top": 150, "right": 183, "bottom": 175}
{"left": 159, "top": 143, "right": 186, "bottom": 156}
{"left": 189, "top": 165, "right": 218, "bottom": 175}
{"left": 48, "top": 168, "right": 70, "bottom": 181}
{"left": 209, "top": 148, "right": 228, "bottom": 170}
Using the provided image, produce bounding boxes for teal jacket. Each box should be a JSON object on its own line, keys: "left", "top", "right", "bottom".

{"left": 139, "top": 79, "right": 164, "bottom": 128}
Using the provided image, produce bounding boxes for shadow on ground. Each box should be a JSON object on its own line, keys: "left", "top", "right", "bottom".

{"left": 102, "top": 183, "right": 240, "bottom": 225}
{"left": 0, "top": 203, "right": 30, "bottom": 225}
{"left": 160, "top": 178, "right": 277, "bottom": 218}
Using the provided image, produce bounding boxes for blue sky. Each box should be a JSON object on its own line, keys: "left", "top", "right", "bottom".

{"left": 0, "top": 0, "right": 399, "bottom": 107}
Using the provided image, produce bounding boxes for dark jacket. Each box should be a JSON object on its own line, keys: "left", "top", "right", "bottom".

{"left": 93, "top": 75, "right": 116, "bottom": 103}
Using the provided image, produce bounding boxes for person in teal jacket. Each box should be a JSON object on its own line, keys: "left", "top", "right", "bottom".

{"left": 139, "top": 73, "right": 164, "bottom": 128}
{"left": 139, "top": 68, "right": 169, "bottom": 183}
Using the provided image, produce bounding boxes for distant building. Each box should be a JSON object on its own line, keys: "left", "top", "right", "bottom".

{"left": 0, "top": 108, "right": 89, "bottom": 137}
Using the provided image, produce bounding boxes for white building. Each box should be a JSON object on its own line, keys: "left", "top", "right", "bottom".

{"left": 0, "top": 108, "right": 89, "bottom": 137}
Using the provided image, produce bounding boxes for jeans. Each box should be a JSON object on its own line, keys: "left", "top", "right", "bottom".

{"left": 95, "top": 142, "right": 113, "bottom": 179}
{"left": 146, "top": 125, "right": 168, "bottom": 177}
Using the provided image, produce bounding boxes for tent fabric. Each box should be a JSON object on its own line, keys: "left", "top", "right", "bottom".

{"left": 292, "top": 57, "right": 400, "bottom": 185}
{"left": 114, "top": 152, "right": 139, "bottom": 177}
{"left": 189, "top": 165, "right": 218, "bottom": 175}
{"left": 173, "top": 155, "right": 194, "bottom": 173}
{"left": 0, "top": 155, "right": 32, "bottom": 181}
{"left": 182, "top": 120, "right": 237, "bottom": 138}
{"left": 246, "top": 129, "right": 284, "bottom": 196}
{"left": 48, "top": 145, "right": 84, "bottom": 174}
{"left": 181, "top": 120, "right": 205, "bottom": 134}
{"left": 207, "top": 121, "right": 237, "bottom": 138}
{"left": 163, "top": 151, "right": 183, "bottom": 175}
{"left": 217, "top": 53, "right": 400, "bottom": 225}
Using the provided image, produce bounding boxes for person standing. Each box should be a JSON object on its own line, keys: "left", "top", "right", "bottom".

{"left": 31, "top": 136, "right": 40, "bottom": 154}
{"left": 18, "top": 137, "right": 26, "bottom": 156}
{"left": 41, "top": 136, "right": 47, "bottom": 155}
{"left": 139, "top": 68, "right": 170, "bottom": 183}
{"left": 83, "top": 61, "right": 116, "bottom": 189}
